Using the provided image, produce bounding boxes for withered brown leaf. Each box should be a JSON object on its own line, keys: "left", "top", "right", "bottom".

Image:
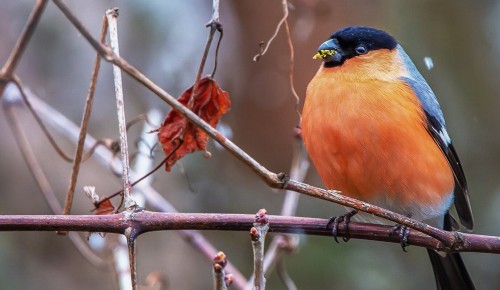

{"left": 157, "top": 77, "right": 231, "bottom": 171}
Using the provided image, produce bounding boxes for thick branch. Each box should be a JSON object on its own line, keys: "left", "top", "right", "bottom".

{"left": 0, "top": 212, "right": 498, "bottom": 254}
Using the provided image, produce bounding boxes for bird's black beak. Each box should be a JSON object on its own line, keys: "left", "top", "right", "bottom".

{"left": 313, "top": 39, "right": 343, "bottom": 63}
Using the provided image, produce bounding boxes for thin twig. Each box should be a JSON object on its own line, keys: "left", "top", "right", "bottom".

{"left": 13, "top": 75, "right": 102, "bottom": 163}
{"left": 276, "top": 259, "right": 297, "bottom": 290}
{"left": 12, "top": 76, "right": 74, "bottom": 162}
{"left": 12, "top": 76, "right": 101, "bottom": 164}
{"left": 189, "top": 1, "right": 222, "bottom": 108}
{"left": 0, "top": 0, "right": 48, "bottom": 97}
{"left": 211, "top": 28, "right": 223, "bottom": 78}
{"left": 253, "top": 0, "right": 289, "bottom": 62}
{"left": 189, "top": 26, "right": 214, "bottom": 107}
{"left": 63, "top": 15, "right": 108, "bottom": 216}
{"left": 282, "top": 2, "right": 301, "bottom": 121}
{"left": 209, "top": 0, "right": 222, "bottom": 77}
{"left": 6, "top": 77, "right": 105, "bottom": 164}
{"left": 126, "top": 113, "right": 156, "bottom": 131}
{"left": 3, "top": 93, "right": 63, "bottom": 213}
{"left": 252, "top": 0, "right": 301, "bottom": 119}
{"left": 106, "top": 8, "right": 136, "bottom": 211}
{"left": 177, "top": 161, "right": 197, "bottom": 193}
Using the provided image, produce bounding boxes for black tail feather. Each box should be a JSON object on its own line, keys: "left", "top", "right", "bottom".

{"left": 427, "top": 249, "right": 475, "bottom": 290}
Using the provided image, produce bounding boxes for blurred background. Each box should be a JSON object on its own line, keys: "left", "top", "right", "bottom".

{"left": 1, "top": 0, "right": 499, "bottom": 289}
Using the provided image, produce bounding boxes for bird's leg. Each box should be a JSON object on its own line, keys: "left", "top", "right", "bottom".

{"left": 326, "top": 210, "right": 358, "bottom": 243}
{"left": 389, "top": 224, "right": 410, "bottom": 252}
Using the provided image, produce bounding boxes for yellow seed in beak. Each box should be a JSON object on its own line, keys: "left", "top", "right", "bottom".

{"left": 313, "top": 52, "right": 322, "bottom": 59}
{"left": 313, "top": 49, "right": 336, "bottom": 60}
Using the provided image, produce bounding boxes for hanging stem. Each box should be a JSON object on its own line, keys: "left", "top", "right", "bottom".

{"left": 188, "top": 0, "right": 222, "bottom": 108}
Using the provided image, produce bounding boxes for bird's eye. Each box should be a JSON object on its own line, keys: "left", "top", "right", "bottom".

{"left": 355, "top": 45, "right": 368, "bottom": 55}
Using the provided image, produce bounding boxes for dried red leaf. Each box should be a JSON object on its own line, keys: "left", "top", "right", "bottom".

{"left": 95, "top": 199, "right": 115, "bottom": 215}
{"left": 158, "top": 77, "right": 231, "bottom": 171}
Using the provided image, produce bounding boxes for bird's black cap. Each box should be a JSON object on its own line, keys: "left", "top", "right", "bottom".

{"left": 315, "top": 26, "right": 397, "bottom": 67}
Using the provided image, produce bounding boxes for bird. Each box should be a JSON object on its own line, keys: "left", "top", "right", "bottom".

{"left": 301, "top": 26, "right": 474, "bottom": 290}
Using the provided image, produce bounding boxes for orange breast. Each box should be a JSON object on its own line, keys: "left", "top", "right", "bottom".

{"left": 301, "top": 66, "right": 454, "bottom": 211}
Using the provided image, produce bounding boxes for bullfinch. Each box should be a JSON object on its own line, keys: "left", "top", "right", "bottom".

{"left": 301, "top": 26, "right": 474, "bottom": 290}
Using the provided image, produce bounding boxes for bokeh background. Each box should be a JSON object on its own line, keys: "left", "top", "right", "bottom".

{"left": 1, "top": 1, "right": 499, "bottom": 289}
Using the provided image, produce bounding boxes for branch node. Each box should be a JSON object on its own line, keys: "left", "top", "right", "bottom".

{"left": 124, "top": 223, "right": 141, "bottom": 242}
{"left": 206, "top": 20, "right": 222, "bottom": 32}
{"left": 106, "top": 7, "right": 119, "bottom": 18}
{"left": 255, "top": 208, "right": 269, "bottom": 225}
{"left": 122, "top": 206, "right": 144, "bottom": 224}
{"left": 451, "top": 231, "right": 467, "bottom": 251}
{"left": 276, "top": 172, "right": 290, "bottom": 188}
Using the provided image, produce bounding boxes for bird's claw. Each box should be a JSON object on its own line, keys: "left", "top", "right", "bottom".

{"left": 389, "top": 224, "right": 410, "bottom": 252}
{"left": 326, "top": 210, "right": 358, "bottom": 243}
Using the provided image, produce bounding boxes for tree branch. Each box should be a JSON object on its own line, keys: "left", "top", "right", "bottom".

{"left": 0, "top": 211, "right": 498, "bottom": 254}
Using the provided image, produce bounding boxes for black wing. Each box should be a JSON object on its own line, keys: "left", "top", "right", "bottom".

{"left": 402, "top": 77, "right": 474, "bottom": 230}
{"left": 425, "top": 113, "right": 473, "bottom": 230}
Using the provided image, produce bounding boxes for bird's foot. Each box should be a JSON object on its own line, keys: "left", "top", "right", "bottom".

{"left": 326, "top": 210, "right": 358, "bottom": 243}
{"left": 389, "top": 224, "right": 410, "bottom": 252}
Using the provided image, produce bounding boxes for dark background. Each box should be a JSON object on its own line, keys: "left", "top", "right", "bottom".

{"left": 0, "top": 1, "right": 499, "bottom": 289}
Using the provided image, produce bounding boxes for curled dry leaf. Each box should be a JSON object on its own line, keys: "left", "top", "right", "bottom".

{"left": 84, "top": 186, "right": 115, "bottom": 215}
{"left": 157, "top": 77, "right": 231, "bottom": 171}
{"left": 95, "top": 199, "right": 115, "bottom": 215}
